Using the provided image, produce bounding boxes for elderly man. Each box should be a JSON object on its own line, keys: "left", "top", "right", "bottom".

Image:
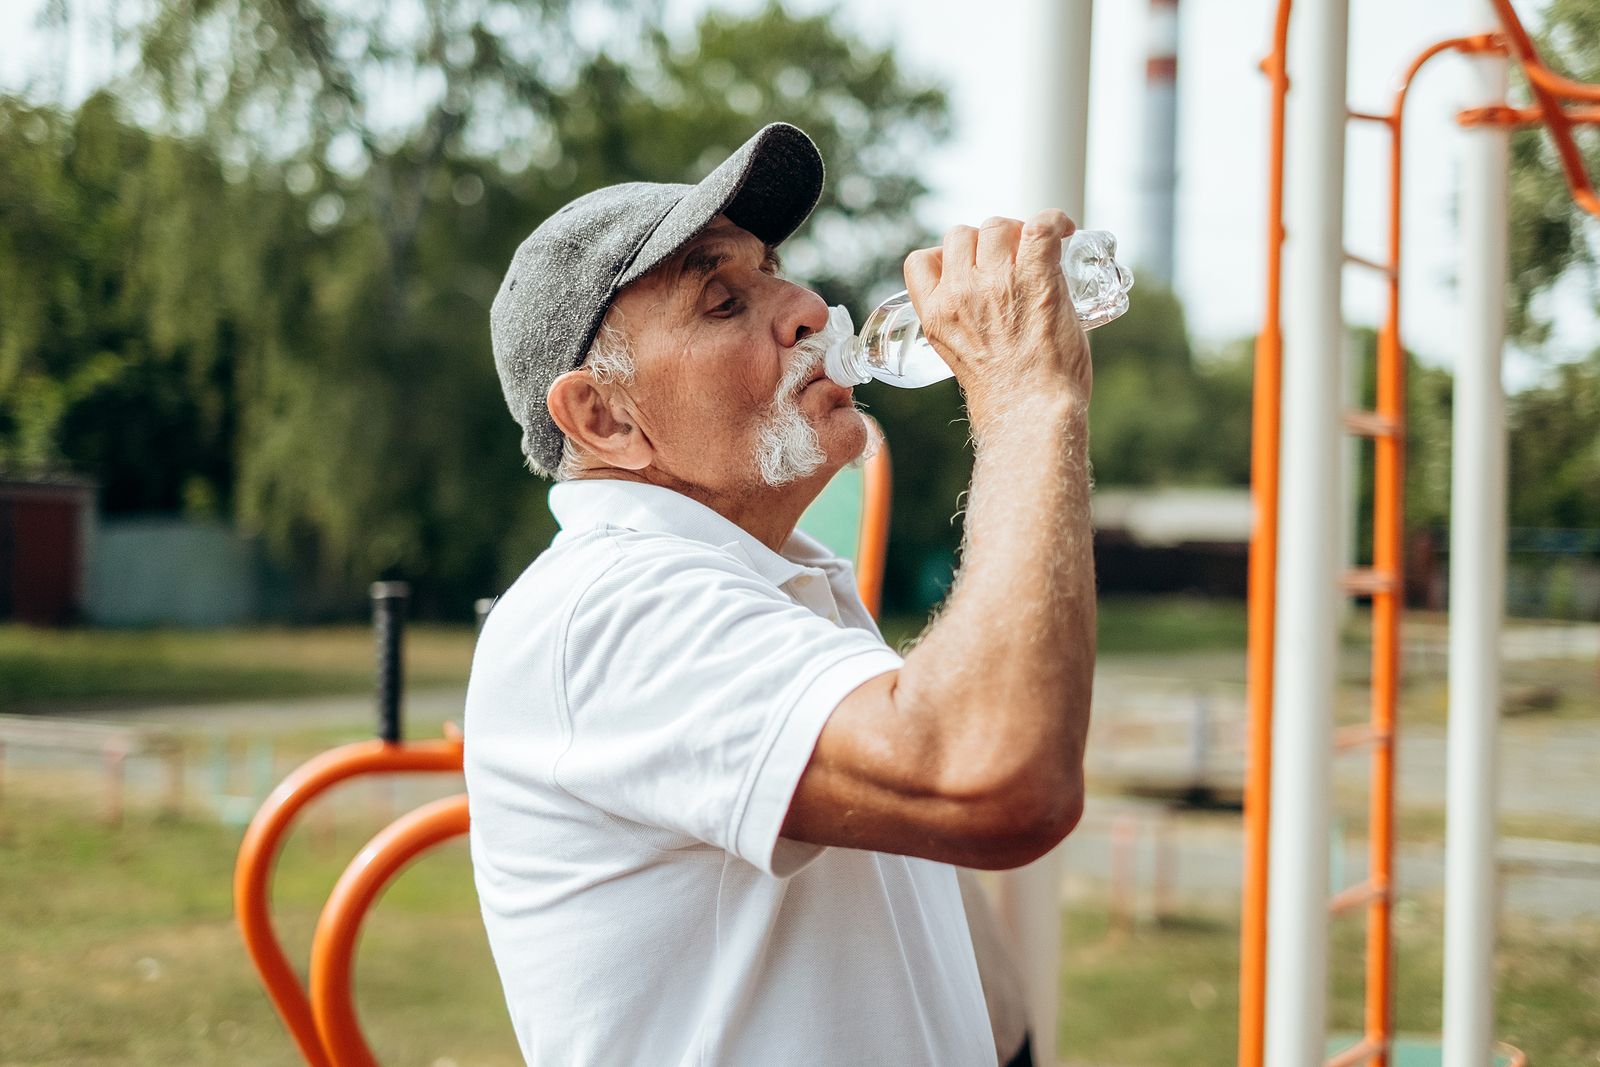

{"left": 466, "top": 123, "right": 1094, "bottom": 1065}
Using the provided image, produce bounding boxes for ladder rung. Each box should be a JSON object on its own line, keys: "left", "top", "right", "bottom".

{"left": 1341, "top": 568, "right": 1397, "bottom": 596}
{"left": 1343, "top": 250, "right": 1397, "bottom": 279}
{"left": 1346, "top": 108, "right": 1394, "bottom": 126}
{"left": 1333, "top": 723, "right": 1393, "bottom": 752}
{"left": 1342, "top": 408, "right": 1400, "bottom": 438}
{"left": 1329, "top": 879, "right": 1389, "bottom": 914}
{"left": 1325, "top": 1036, "right": 1387, "bottom": 1067}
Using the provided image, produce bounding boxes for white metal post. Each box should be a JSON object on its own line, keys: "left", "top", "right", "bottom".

{"left": 993, "top": 3, "right": 1095, "bottom": 1065}
{"left": 1263, "top": 0, "right": 1348, "bottom": 1063}
{"left": 1443, "top": 10, "right": 1509, "bottom": 1063}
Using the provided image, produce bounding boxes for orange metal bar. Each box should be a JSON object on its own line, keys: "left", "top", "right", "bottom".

{"left": 1486, "top": 0, "right": 1600, "bottom": 218}
{"left": 233, "top": 736, "right": 465, "bottom": 1067}
{"left": 1329, "top": 878, "right": 1390, "bottom": 915}
{"left": 310, "top": 793, "right": 471, "bottom": 1067}
{"left": 1238, "top": 4, "right": 1293, "bottom": 1062}
{"left": 1333, "top": 723, "right": 1393, "bottom": 752}
{"left": 1343, "top": 251, "right": 1397, "bottom": 279}
{"left": 1325, "top": 1036, "right": 1386, "bottom": 1067}
{"left": 1366, "top": 45, "right": 1408, "bottom": 1059}
{"left": 1341, "top": 568, "right": 1398, "bottom": 596}
{"left": 855, "top": 419, "right": 893, "bottom": 621}
{"left": 1460, "top": 104, "right": 1600, "bottom": 128}
{"left": 1341, "top": 410, "right": 1400, "bottom": 439}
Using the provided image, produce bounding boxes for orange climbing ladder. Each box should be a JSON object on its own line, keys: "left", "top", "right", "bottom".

{"left": 1239, "top": 2, "right": 1600, "bottom": 1065}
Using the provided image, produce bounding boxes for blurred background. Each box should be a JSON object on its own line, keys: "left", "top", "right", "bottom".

{"left": 0, "top": 0, "right": 1596, "bottom": 1064}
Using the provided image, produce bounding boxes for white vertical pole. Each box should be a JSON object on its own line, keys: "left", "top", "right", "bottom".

{"left": 1263, "top": 0, "right": 1348, "bottom": 1063}
{"left": 1443, "top": 7, "right": 1508, "bottom": 1063}
{"left": 995, "top": 4, "right": 1094, "bottom": 1065}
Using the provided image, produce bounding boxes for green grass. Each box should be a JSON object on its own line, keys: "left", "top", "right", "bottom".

{"left": 1059, "top": 903, "right": 1600, "bottom": 1066}
{"left": 1097, "top": 595, "right": 1249, "bottom": 655}
{"left": 3, "top": 598, "right": 1247, "bottom": 715}
{"left": 0, "top": 625, "right": 476, "bottom": 714}
{"left": 0, "top": 791, "right": 518, "bottom": 1066}
{"left": 881, "top": 594, "right": 1250, "bottom": 658}
{"left": 4, "top": 792, "right": 1597, "bottom": 1066}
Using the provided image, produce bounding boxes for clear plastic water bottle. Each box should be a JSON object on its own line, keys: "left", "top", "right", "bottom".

{"left": 822, "top": 229, "right": 1133, "bottom": 388}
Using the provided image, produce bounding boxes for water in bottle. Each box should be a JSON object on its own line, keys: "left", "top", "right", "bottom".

{"left": 822, "top": 229, "right": 1133, "bottom": 389}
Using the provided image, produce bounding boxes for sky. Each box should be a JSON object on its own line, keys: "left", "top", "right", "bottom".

{"left": 3, "top": 0, "right": 1595, "bottom": 389}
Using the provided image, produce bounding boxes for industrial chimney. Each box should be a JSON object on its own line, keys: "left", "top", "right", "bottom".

{"left": 1141, "top": 0, "right": 1180, "bottom": 285}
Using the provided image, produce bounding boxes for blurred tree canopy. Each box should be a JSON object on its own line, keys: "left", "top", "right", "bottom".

{"left": 1507, "top": 349, "right": 1600, "bottom": 529}
{"left": 1, "top": 0, "right": 957, "bottom": 616}
{"left": 3, "top": 0, "right": 1594, "bottom": 621}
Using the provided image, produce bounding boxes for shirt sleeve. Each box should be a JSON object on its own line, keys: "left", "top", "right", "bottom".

{"left": 551, "top": 534, "right": 903, "bottom": 878}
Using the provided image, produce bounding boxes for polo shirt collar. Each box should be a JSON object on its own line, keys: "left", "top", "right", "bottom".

{"left": 548, "top": 479, "right": 827, "bottom": 590}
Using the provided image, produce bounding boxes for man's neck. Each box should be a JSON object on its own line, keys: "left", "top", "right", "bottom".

{"left": 570, "top": 466, "right": 828, "bottom": 554}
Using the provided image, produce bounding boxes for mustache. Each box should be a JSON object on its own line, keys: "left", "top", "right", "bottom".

{"left": 775, "top": 333, "right": 830, "bottom": 403}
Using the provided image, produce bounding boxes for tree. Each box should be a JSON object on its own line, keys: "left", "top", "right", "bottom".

{"left": 6, "top": 1, "right": 953, "bottom": 616}
{"left": 1507, "top": 348, "right": 1600, "bottom": 530}
{"left": 0, "top": 93, "right": 246, "bottom": 516}
{"left": 1085, "top": 283, "right": 1252, "bottom": 489}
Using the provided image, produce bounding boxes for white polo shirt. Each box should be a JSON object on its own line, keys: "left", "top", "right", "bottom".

{"left": 464, "top": 478, "right": 993, "bottom": 1066}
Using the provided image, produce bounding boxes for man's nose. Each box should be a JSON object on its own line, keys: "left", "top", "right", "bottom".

{"left": 776, "top": 282, "right": 830, "bottom": 347}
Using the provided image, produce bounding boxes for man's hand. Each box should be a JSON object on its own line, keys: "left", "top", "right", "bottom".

{"left": 902, "top": 210, "right": 1091, "bottom": 426}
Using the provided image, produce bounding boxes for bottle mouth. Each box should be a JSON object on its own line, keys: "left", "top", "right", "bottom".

{"left": 821, "top": 304, "right": 869, "bottom": 386}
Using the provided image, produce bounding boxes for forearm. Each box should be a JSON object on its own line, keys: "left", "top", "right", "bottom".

{"left": 897, "top": 390, "right": 1097, "bottom": 808}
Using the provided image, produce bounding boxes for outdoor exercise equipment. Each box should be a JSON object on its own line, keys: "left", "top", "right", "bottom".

{"left": 1240, "top": 1, "right": 1598, "bottom": 1065}
{"left": 234, "top": 429, "right": 892, "bottom": 1066}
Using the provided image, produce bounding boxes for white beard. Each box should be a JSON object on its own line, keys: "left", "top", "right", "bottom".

{"left": 754, "top": 339, "right": 829, "bottom": 487}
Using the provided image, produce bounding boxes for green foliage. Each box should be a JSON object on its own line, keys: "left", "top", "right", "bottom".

{"left": 8, "top": 0, "right": 1591, "bottom": 620}
{"left": 1087, "top": 284, "right": 1252, "bottom": 488}
{"left": 0, "top": 94, "right": 246, "bottom": 515}
{"left": 1507, "top": 349, "right": 1600, "bottom": 529}
{"left": 1507, "top": 0, "right": 1600, "bottom": 347}
{"left": 2, "top": 1, "right": 953, "bottom": 616}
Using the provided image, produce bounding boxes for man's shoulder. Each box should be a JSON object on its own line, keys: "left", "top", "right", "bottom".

{"left": 496, "top": 525, "right": 775, "bottom": 629}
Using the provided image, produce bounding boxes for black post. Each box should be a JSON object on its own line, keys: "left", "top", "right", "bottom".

{"left": 371, "top": 581, "right": 409, "bottom": 744}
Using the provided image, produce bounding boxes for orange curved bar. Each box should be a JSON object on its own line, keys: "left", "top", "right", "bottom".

{"left": 234, "top": 736, "right": 465, "bottom": 1067}
{"left": 309, "top": 793, "right": 472, "bottom": 1067}
{"left": 1459, "top": 103, "right": 1600, "bottom": 128}
{"left": 856, "top": 418, "right": 893, "bottom": 621}
{"left": 1238, "top": 5, "right": 1292, "bottom": 1064}
{"left": 1486, "top": 0, "right": 1600, "bottom": 218}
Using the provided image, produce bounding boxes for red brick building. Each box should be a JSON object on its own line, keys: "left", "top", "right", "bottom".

{"left": 0, "top": 475, "right": 96, "bottom": 626}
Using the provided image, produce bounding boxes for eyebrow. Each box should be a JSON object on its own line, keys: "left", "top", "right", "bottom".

{"left": 678, "top": 240, "right": 783, "bottom": 285}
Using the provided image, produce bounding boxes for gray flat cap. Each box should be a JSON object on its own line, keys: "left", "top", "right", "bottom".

{"left": 490, "top": 122, "right": 826, "bottom": 474}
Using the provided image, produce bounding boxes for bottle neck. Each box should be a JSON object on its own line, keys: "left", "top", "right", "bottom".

{"left": 823, "top": 334, "right": 870, "bottom": 386}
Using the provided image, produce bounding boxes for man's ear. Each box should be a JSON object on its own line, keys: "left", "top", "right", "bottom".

{"left": 546, "top": 370, "right": 653, "bottom": 472}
